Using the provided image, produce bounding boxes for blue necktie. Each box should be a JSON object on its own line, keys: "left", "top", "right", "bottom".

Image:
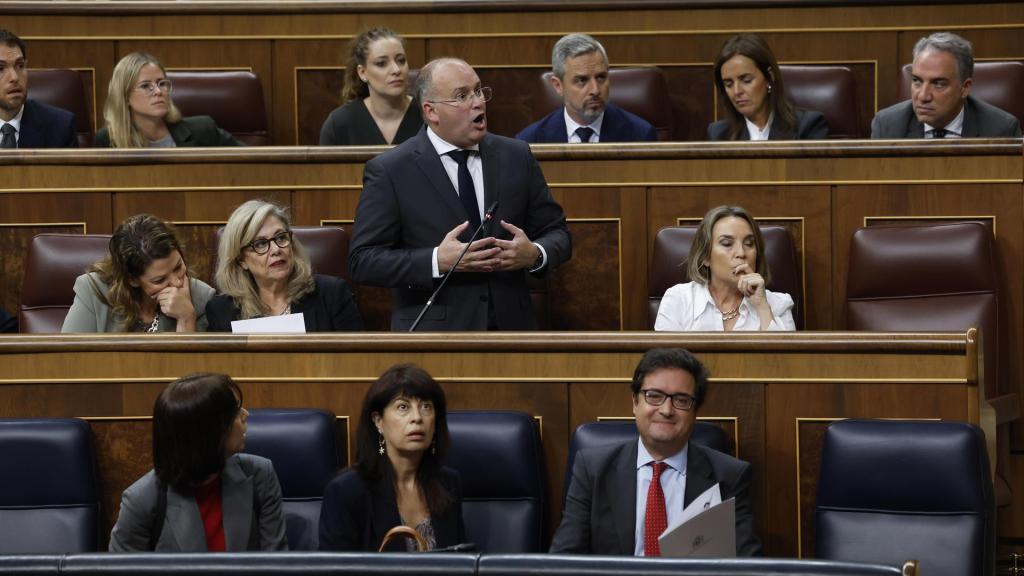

{"left": 0, "top": 124, "right": 16, "bottom": 148}
{"left": 447, "top": 150, "right": 481, "bottom": 230}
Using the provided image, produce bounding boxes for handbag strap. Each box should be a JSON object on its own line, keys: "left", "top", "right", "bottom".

{"left": 378, "top": 525, "right": 427, "bottom": 552}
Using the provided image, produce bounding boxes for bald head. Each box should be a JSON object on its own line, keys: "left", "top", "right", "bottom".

{"left": 418, "top": 58, "right": 488, "bottom": 148}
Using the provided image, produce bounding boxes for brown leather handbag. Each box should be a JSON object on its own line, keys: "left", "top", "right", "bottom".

{"left": 378, "top": 525, "right": 427, "bottom": 552}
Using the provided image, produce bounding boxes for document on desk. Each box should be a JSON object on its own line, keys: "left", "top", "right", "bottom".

{"left": 658, "top": 483, "right": 736, "bottom": 558}
{"left": 231, "top": 313, "right": 306, "bottom": 334}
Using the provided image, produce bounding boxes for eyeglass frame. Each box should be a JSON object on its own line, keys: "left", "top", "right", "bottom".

{"left": 242, "top": 231, "right": 293, "bottom": 255}
{"left": 132, "top": 78, "right": 174, "bottom": 95}
{"left": 638, "top": 388, "right": 697, "bottom": 411}
{"left": 426, "top": 86, "right": 492, "bottom": 107}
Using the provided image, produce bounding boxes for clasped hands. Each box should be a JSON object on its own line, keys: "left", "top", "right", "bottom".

{"left": 437, "top": 220, "right": 539, "bottom": 274}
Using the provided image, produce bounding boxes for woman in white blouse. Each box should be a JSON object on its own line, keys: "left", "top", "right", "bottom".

{"left": 655, "top": 205, "right": 795, "bottom": 331}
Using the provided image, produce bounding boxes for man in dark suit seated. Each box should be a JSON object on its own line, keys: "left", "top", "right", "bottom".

{"left": 871, "top": 31, "right": 1020, "bottom": 139}
{"left": 551, "top": 348, "right": 762, "bottom": 557}
{"left": 0, "top": 29, "right": 78, "bottom": 148}
{"left": 349, "top": 57, "right": 571, "bottom": 331}
{"left": 516, "top": 33, "right": 657, "bottom": 144}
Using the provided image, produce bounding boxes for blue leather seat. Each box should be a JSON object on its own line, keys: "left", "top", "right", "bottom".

{"left": 816, "top": 419, "right": 994, "bottom": 576}
{"left": 243, "top": 409, "right": 340, "bottom": 551}
{"left": 0, "top": 418, "right": 99, "bottom": 553}
{"left": 564, "top": 419, "right": 730, "bottom": 503}
{"left": 446, "top": 411, "right": 546, "bottom": 553}
{"left": 60, "top": 552, "right": 478, "bottom": 575}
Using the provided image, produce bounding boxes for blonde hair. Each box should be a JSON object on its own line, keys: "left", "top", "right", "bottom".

{"left": 103, "top": 52, "right": 183, "bottom": 148}
{"left": 89, "top": 214, "right": 187, "bottom": 331}
{"left": 686, "top": 205, "right": 770, "bottom": 286}
{"left": 215, "top": 200, "right": 315, "bottom": 320}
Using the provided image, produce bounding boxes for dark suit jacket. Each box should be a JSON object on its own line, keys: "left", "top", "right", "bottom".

{"left": 870, "top": 95, "right": 1021, "bottom": 138}
{"left": 95, "top": 115, "right": 242, "bottom": 147}
{"left": 348, "top": 128, "right": 571, "bottom": 331}
{"left": 707, "top": 109, "right": 829, "bottom": 141}
{"left": 17, "top": 99, "right": 78, "bottom": 148}
{"left": 205, "top": 274, "right": 363, "bottom": 333}
{"left": 319, "top": 467, "right": 464, "bottom": 551}
{"left": 550, "top": 439, "right": 762, "bottom": 557}
{"left": 109, "top": 454, "right": 288, "bottom": 552}
{"left": 516, "top": 103, "right": 658, "bottom": 143}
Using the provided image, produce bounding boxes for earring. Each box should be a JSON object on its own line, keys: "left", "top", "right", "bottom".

{"left": 767, "top": 84, "right": 773, "bottom": 94}
{"left": 431, "top": 438, "right": 436, "bottom": 456}
{"left": 378, "top": 432, "right": 386, "bottom": 455}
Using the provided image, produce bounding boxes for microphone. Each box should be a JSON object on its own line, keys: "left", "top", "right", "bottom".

{"left": 424, "top": 542, "right": 477, "bottom": 553}
{"left": 409, "top": 201, "right": 500, "bottom": 332}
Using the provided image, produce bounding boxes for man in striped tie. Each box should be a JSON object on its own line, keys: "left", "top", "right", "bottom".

{"left": 550, "top": 348, "right": 762, "bottom": 557}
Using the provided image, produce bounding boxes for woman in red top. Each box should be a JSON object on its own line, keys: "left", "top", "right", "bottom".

{"left": 109, "top": 373, "right": 288, "bottom": 551}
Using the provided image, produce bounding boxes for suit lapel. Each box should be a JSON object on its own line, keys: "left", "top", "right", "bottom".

{"left": 16, "top": 101, "right": 42, "bottom": 147}
{"left": 609, "top": 441, "right": 639, "bottom": 555}
{"left": 961, "top": 98, "right": 980, "bottom": 137}
{"left": 169, "top": 121, "right": 195, "bottom": 146}
{"left": 221, "top": 456, "right": 253, "bottom": 551}
{"left": 684, "top": 443, "right": 716, "bottom": 508}
{"left": 167, "top": 486, "right": 208, "bottom": 551}
{"left": 412, "top": 131, "right": 467, "bottom": 223}
{"left": 478, "top": 135, "right": 500, "bottom": 235}
{"left": 370, "top": 477, "right": 403, "bottom": 550}
{"left": 542, "top": 111, "right": 568, "bottom": 143}
{"left": 907, "top": 114, "right": 926, "bottom": 138}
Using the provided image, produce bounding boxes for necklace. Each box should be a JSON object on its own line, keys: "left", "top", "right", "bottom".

{"left": 721, "top": 304, "right": 741, "bottom": 322}
{"left": 145, "top": 313, "right": 160, "bottom": 333}
{"left": 282, "top": 304, "right": 291, "bottom": 315}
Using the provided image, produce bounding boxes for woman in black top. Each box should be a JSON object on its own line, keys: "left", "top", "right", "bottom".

{"left": 320, "top": 27, "right": 422, "bottom": 146}
{"left": 206, "top": 200, "right": 363, "bottom": 333}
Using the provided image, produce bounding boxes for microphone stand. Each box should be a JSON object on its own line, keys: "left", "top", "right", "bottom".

{"left": 409, "top": 201, "right": 499, "bottom": 332}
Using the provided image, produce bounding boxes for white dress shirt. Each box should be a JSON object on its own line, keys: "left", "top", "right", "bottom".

{"left": 924, "top": 106, "right": 965, "bottom": 138}
{"left": 564, "top": 109, "right": 604, "bottom": 143}
{"left": 633, "top": 439, "right": 688, "bottom": 556}
{"left": 425, "top": 126, "right": 547, "bottom": 277}
{"left": 744, "top": 112, "right": 773, "bottom": 141}
{"left": 654, "top": 281, "right": 796, "bottom": 331}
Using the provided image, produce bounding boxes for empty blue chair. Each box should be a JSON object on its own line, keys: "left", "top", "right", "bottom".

{"left": 0, "top": 418, "right": 99, "bottom": 553}
{"left": 446, "top": 411, "right": 546, "bottom": 553}
{"left": 816, "top": 419, "right": 994, "bottom": 576}
{"left": 244, "top": 409, "right": 340, "bottom": 551}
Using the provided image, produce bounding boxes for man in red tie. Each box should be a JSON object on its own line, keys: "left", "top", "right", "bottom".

{"left": 549, "top": 348, "right": 762, "bottom": 556}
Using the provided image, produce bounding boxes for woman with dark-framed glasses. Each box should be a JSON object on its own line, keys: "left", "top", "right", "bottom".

{"left": 95, "top": 52, "right": 240, "bottom": 148}
{"left": 206, "top": 200, "right": 363, "bottom": 332}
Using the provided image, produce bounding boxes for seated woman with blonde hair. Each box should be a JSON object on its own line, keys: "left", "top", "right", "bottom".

{"left": 96, "top": 52, "right": 240, "bottom": 148}
{"left": 62, "top": 213, "right": 215, "bottom": 333}
{"left": 206, "top": 200, "right": 363, "bottom": 332}
{"left": 655, "top": 205, "right": 795, "bottom": 331}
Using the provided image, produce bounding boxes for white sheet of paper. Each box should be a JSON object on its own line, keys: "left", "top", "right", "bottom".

{"left": 668, "top": 483, "right": 722, "bottom": 532}
{"left": 658, "top": 496, "right": 736, "bottom": 558}
{"left": 230, "top": 313, "right": 306, "bottom": 334}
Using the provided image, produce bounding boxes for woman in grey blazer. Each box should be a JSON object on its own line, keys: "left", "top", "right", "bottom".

{"left": 61, "top": 214, "right": 214, "bottom": 333}
{"left": 109, "top": 373, "right": 288, "bottom": 552}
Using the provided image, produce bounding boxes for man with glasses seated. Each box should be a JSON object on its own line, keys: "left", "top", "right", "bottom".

{"left": 551, "top": 348, "right": 762, "bottom": 556}
{"left": 516, "top": 33, "right": 656, "bottom": 144}
{"left": 349, "top": 57, "right": 570, "bottom": 331}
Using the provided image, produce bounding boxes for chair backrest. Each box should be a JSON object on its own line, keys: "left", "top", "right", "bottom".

{"left": 846, "top": 222, "right": 997, "bottom": 395}
{"left": 816, "top": 419, "right": 994, "bottom": 576}
{"left": 243, "top": 409, "right": 340, "bottom": 551}
{"left": 213, "top": 226, "right": 350, "bottom": 286}
{"left": 780, "top": 65, "right": 861, "bottom": 138}
{"left": 538, "top": 67, "right": 674, "bottom": 140}
{"left": 564, "top": 420, "right": 730, "bottom": 503}
{"left": 0, "top": 418, "right": 99, "bottom": 553}
{"left": 166, "top": 71, "right": 268, "bottom": 145}
{"left": 446, "top": 411, "right": 545, "bottom": 553}
{"left": 20, "top": 234, "right": 111, "bottom": 333}
{"left": 27, "top": 68, "right": 93, "bottom": 147}
{"left": 898, "top": 61, "right": 1024, "bottom": 127}
{"left": 648, "top": 225, "right": 803, "bottom": 329}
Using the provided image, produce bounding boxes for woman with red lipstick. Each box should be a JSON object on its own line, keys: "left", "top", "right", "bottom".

{"left": 319, "top": 364, "right": 464, "bottom": 551}
{"left": 320, "top": 27, "right": 422, "bottom": 146}
{"left": 708, "top": 34, "right": 829, "bottom": 141}
{"left": 206, "top": 200, "right": 363, "bottom": 332}
{"left": 655, "top": 205, "right": 795, "bottom": 331}
{"left": 95, "top": 52, "right": 240, "bottom": 148}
